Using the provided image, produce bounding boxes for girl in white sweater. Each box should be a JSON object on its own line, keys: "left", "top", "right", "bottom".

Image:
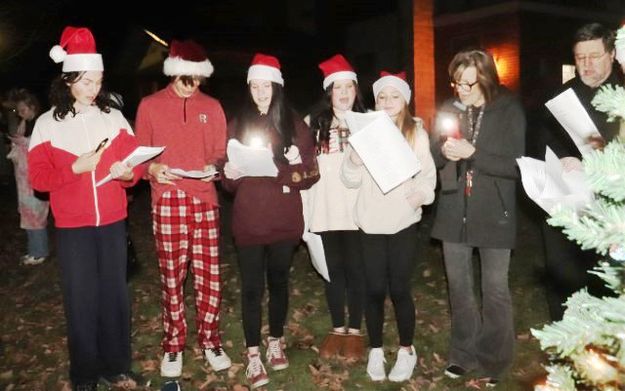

{"left": 341, "top": 71, "right": 436, "bottom": 383}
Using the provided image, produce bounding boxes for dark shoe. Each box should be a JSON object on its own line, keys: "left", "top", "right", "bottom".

{"left": 161, "top": 380, "right": 182, "bottom": 391}
{"left": 319, "top": 332, "right": 343, "bottom": 359}
{"left": 444, "top": 364, "right": 468, "bottom": 379}
{"left": 74, "top": 382, "right": 97, "bottom": 391}
{"left": 342, "top": 334, "right": 365, "bottom": 362}
{"left": 485, "top": 377, "right": 499, "bottom": 388}
{"left": 100, "top": 371, "right": 145, "bottom": 389}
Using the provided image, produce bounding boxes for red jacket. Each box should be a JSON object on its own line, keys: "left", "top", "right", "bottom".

{"left": 28, "top": 107, "right": 143, "bottom": 228}
{"left": 222, "top": 113, "right": 319, "bottom": 246}
{"left": 134, "top": 85, "right": 227, "bottom": 208}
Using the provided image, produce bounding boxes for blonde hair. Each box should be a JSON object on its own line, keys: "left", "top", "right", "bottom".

{"left": 396, "top": 103, "right": 417, "bottom": 146}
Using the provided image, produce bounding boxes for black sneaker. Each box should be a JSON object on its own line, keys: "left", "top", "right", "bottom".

{"left": 485, "top": 377, "right": 499, "bottom": 388}
{"left": 161, "top": 380, "right": 182, "bottom": 391}
{"left": 74, "top": 382, "right": 97, "bottom": 391}
{"left": 444, "top": 364, "right": 468, "bottom": 379}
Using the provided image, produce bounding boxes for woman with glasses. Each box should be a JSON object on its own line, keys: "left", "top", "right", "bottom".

{"left": 430, "top": 49, "right": 525, "bottom": 387}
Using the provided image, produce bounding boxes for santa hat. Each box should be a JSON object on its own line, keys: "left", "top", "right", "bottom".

{"left": 49, "top": 26, "right": 103, "bottom": 72}
{"left": 372, "top": 71, "right": 411, "bottom": 103}
{"left": 163, "top": 40, "right": 214, "bottom": 78}
{"left": 247, "top": 53, "right": 284, "bottom": 86}
{"left": 616, "top": 25, "right": 625, "bottom": 66}
{"left": 318, "top": 54, "right": 358, "bottom": 90}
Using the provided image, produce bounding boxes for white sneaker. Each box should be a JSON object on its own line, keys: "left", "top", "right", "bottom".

{"left": 367, "top": 347, "right": 386, "bottom": 381}
{"left": 388, "top": 346, "right": 417, "bottom": 382}
{"left": 204, "top": 346, "right": 232, "bottom": 372}
{"left": 160, "top": 351, "right": 183, "bottom": 377}
{"left": 21, "top": 255, "right": 46, "bottom": 265}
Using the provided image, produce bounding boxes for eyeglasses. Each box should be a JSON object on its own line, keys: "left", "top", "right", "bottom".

{"left": 574, "top": 52, "right": 608, "bottom": 63}
{"left": 450, "top": 80, "right": 479, "bottom": 92}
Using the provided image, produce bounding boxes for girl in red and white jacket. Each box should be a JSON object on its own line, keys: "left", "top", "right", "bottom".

{"left": 27, "top": 26, "right": 143, "bottom": 390}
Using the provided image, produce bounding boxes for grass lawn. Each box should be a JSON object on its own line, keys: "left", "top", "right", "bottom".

{"left": 0, "top": 182, "right": 551, "bottom": 390}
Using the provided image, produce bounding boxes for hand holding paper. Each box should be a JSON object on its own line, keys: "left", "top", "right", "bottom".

{"left": 226, "top": 139, "right": 278, "bottom": 177}
{"left": 545, "top": 88, "right": 599, "bottom": 156}
{"left": 517, "top": 147, "right": 592, "bottom": 214}
{"left": 96, "top": 145, "right": 165, "bottom": 186}
{"left": 344, "top": 110, "right": 421, "bottom": 194}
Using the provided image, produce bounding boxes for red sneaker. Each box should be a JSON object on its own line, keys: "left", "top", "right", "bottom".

{"left": 266, "top": 337, "right": 289, "bottom": 370}
{"left": 246, "top": 353, "right": 269, "bottom": 389}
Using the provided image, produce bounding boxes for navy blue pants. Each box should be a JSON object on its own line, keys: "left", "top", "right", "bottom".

{"left": 56, "top": 220, "right": 131, "bottom": 385}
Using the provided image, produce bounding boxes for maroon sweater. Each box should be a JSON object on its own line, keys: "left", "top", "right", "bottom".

{"left": 222, "top": 113, "right": 319, "bottom": 246}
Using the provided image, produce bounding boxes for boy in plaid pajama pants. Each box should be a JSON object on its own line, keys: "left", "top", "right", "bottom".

{"left": 134, "top": 40, "right": 232, "bottom": 378}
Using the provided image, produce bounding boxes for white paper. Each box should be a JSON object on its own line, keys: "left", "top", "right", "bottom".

{"left": 226, "top": 139, "right": 278, "bottom": 177}
{"left": 517, "top": 147, "right": 593, "bottom": 214}
{"left": 344, "top": 110, "right": 421, "bottom": 194}
{"left": 300, "top": 191, "right": 329, "bottom": 282}
{"left": 168, "top": 167, "right": 218, "bottom": 179}
{"left": 96, "top": 145, "right": 165, "bottom": 187}
{"left": 545, "top": 88, "right": 599, "bottom": 156}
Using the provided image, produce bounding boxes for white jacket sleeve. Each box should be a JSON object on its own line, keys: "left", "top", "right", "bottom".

{"left": 340, "top": 145, "right": 363, "bottom": 189}
{"left": 403, "top": 127, "right": 437, "bottom": 208}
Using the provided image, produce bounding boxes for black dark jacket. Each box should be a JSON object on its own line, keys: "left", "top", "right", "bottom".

{"left": 540, "top": 71, "right": 623, "bottom": 159}
{"left": 430, "top": 88, "right": 526, "bottom": 249}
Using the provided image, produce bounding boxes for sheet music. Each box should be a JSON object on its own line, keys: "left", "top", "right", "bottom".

{"left": 545, "top": 88, "right": 599, "bottom": 156}
{"left": 96, "top": 145, "right": 165, "bottom": 187}
{"left": 517, "top": 147, "right": 593, "bottom": 214}
{"left": 226, "top": 139, "right": 278, "bottom": 177}
{"left": 345, "top": 110, "right": 421, "bottom": 194}
{"left": 168, "top": 167, "right": 218, "bottom": 179}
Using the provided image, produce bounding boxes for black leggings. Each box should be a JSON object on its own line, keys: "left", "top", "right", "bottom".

{"left": 360, "top": 224, "right": 417, "bottom": 348}
{"left": 237, "top": 241, "right": 296, "bottom": 347}
{"left": 320, "top": 230, "right": 364, "bottom": 330}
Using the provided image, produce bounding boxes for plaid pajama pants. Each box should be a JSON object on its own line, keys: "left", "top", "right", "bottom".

{"left": 153, "top": 189, "right": 222, "bottom": 352}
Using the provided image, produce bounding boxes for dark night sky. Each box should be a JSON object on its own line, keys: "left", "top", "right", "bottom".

{"left": 0, "top": 0, "right": 401, "bottom": 114}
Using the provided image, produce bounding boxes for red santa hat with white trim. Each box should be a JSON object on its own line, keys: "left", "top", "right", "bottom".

{"left": 247, "top": 53, "right": 284, "bottom": 86}
{"left": 163, "top": 40, "right": 214, "bottom": 77}
{"left": 49, "top": 26, "right": 103, "bottom": 72}
{"left": 318, "top": 54, "right": 358, "bottom": 90}
{"left": 372, "top": 71, "right": 411, "bottom": 104}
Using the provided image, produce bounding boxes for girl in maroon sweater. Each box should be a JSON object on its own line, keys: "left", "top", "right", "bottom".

{"left": 222, "top": 53, "right": 319, "bottom": 389}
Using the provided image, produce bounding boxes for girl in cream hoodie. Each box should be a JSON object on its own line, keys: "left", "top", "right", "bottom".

{"left": 340, "top": 71, "right": 436, "bottom": 383}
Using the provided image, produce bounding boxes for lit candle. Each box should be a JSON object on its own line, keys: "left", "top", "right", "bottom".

{"left": 249, "top": 136, "right": 264, "bottom": 148}
{"left": 437, "top": 113, "right": 460, "bottom": 139}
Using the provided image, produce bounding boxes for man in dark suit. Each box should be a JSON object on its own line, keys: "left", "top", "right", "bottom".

{"left": 541, "top": 22, "right": 623, "bottom": 320}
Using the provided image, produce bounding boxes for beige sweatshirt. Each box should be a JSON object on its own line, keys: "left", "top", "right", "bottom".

{"left": 340, "top": 121, "right": 436, "bottom": 234}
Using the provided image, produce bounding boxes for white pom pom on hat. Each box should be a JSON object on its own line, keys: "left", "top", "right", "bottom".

{"left": 49, "top": 45, "right": 67, "bottom": 63}
{"left": 49, "top": 26, "right": 103, "bottom": 72}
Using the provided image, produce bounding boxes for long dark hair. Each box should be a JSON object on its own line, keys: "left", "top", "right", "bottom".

{"left": 237, "top": 82, "right": 295, "bottom": 164}
{"left": 308, "top": 80, "right": 366, "bottom": 151}
{"left": 49, "top": 72, "right": 112, "bottom": 121}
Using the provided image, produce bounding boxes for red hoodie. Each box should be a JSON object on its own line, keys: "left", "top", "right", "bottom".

{"left": 134, "top": 85, "right": 227, "bottom": 209}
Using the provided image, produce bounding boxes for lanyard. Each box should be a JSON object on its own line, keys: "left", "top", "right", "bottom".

{"left": 467, "top": 105, "right": 485, "bottom": 145}
{"left": 464, "top": 105, "right": 484, "bottom": 197}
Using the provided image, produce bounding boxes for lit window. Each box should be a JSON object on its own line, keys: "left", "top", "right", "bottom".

{"left": 562, "top": 64, "right": 576, "bottom": 84}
